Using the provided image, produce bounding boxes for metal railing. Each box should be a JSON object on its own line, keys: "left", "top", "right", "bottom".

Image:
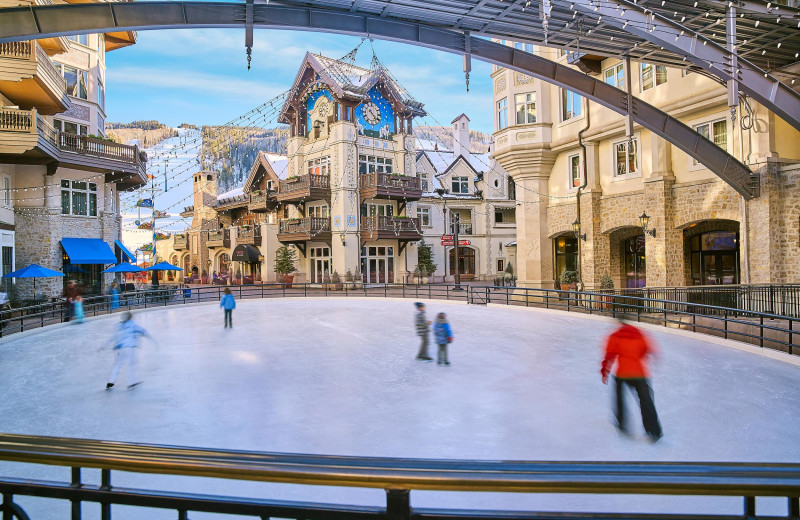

{"left": 361, "top": 215, "right": 422, "bottom": 233}
{"left": 278, "top": 173, "right": 330, "bottom": 193}
{"left": 0, "top": 433, "right": 798, "bottom": 519}
{"left": 2, "top": 283, "right": 799, "bottom": 355}
{"left": 360, "top": 172, "right": 422, "bottom": 191}
{"left": 0, "top": 108, "right": 34, "bottom": 132}
{"left": 471, "top": 285, "right": 800, "bottom": 355}
{"left": 449, "top": 221, "right": 473, "bottom": 235}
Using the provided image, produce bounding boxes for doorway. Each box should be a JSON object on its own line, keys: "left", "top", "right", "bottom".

{"left": 310, "top": 246, "right": 330, "bottom": 284}
{"left": 689, "top": 230, "right": 740, "bottom": 285}
{"left": 623, "top": 235, "right": 646, "bottom": 288}
{"left": 361, "top": 246, "right": 395, "bottom": 283}
{"left": 449, "top": 247, "right": 475, "bottom": 280}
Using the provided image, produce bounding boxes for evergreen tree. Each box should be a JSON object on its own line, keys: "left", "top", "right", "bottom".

{"left": 274, "top": 246, "right": 297, "bottom": 275}
{"left": 416, "top": 241, "right": 437, "bottom": 277}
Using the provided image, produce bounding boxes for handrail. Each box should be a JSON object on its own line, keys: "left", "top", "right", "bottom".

{"left": 34, "top": 41, "right": 68, "bottom": 92}
{"left": 0, "top": 433, "right": 798, "bottom": 519}
{"left": 0, "top": 40, "right": 31, "bottom": 59}
{"left": 0, "top": 107, "right": 35, "bottom": 132}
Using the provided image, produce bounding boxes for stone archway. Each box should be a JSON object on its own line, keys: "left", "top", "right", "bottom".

{"left": 682, "top": 220, "right": 741, "bottom": 286}
{"left": 608, "top": 227, "right": 646, "bottom": 290}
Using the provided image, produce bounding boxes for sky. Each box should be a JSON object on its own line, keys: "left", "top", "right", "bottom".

{"left": 104, "top": 29, "right": 496, "bottom": 133}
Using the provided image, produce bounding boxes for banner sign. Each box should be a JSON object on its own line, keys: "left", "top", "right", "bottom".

{"left": 136, "top": 199, "right": 154, "bottom": 208}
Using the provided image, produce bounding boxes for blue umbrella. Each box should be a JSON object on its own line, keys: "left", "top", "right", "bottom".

{"left": 145, "top": 261, "right": 183, "bottom": 272}
{"left": 3, "top": 263, "right": 65, "bottom": 297}
{"left": 102, "top": 263, "right": 145, "bottom": 274}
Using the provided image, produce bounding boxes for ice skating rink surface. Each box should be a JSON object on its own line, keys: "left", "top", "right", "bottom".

{"left": 1, "top": 298, "right": 799, "bottom": 518}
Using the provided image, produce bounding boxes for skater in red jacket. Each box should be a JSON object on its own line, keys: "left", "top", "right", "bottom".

{"left": 601, "top": 319, "right": 663, "bottom": 442}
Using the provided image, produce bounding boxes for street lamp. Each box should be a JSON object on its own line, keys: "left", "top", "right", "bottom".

{"left": 572, "top": 219, "right": 586, "bottom": 242}
{"left": 639, "top": 212, "right": 657, "bottom": 237}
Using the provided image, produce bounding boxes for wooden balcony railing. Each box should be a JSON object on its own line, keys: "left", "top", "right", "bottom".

{"left": 250, "top": 192, "right": 267, "bottom": 204}
{"left": 361, "top": 173, "right": 421, "bottom": 191}
{"left": 0, "top": 108, "right": 35, "bottom": 133}
{"left": 279, "top": 217, "right": 330, "bottom": 235}
{"left": 34, "top": 42, "right": 67, "bottom": 92}
{"left": 208, "top": 231, "right": 224, "bottom": 242}
{"left": 173, "top": 234, "right": 188, "bottom": 250}
{"left": 0, "top": 41, "right": 32, "bottom": 59}
{"left": 362, "top": 215, "right": 422, "bottom": 233}
{"left": 36, "top": 114, "right": 57, "bottom": 144}
{"left": 279, "top": 174, "right": 330, "bottom": 193}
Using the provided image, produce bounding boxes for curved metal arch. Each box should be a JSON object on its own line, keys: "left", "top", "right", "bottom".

{"left": 0, "top": 1, "right": 756, "bottom": 198}
{"left": 562, "top": 0, "right": 800, "bottom": 136}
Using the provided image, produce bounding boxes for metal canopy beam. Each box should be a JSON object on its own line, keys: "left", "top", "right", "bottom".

{"left": 0, "top": 1, "right": 757, "bottom": 198}
{"left": 563, "top": 0, "right": 800, "bottom": 134}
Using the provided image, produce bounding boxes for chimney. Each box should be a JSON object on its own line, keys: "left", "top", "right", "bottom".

{"left": 451, "top": 113, "right": 471, "bottom": 160}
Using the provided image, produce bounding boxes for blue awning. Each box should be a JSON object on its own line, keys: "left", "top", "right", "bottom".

{"left": 115, "top": 240, "right": 136, "bottom": 263}
{"left": 61, "top": 238, "right": 117, "bottom": 265}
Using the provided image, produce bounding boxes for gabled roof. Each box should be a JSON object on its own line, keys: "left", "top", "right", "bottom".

{"left": 451, "top": 113, "right": 470, "bottom": 124}
{"left": 279, "top": 52, "right": 425, "bottom": 124}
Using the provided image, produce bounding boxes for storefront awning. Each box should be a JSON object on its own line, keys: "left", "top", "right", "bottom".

{"left": 61, "top": 238, "right": 117, "bottom": 264}
{"left": 232, "top": 244, "right": 261, "bottom": 263}
{"left": 115, "top": 240, "right": 137, "bottom": 263}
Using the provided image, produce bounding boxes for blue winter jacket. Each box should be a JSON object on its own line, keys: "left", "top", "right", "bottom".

{"left": 433, "top": 321, "right": 453, "bottom": 345}
{"left": 220, "top": 293, "right": 236, "bottom": 310}
{"left": 113, "top": 321, "right": 150, "bottom": 350}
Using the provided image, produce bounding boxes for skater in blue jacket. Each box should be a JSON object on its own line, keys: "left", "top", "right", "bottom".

{"left": 433, "top": 312, "right": 453, "bottom": 366}
{"left": 220, "top": 287, "right": 236, "bottom": 328}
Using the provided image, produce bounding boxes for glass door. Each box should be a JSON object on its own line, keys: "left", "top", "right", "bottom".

{"left": 623, "top": 235, "right": 646, "bottom": 288}
{"left": 361, "top": 246, "right": 395, "bottom": 283}
{"left": 309, "top": 247, "right": 330, "bottom": 283}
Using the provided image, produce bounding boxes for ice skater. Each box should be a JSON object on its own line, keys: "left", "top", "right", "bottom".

{"left": 601, "top": 318, "right": 663, "bottom": 442}
{"left": 433, "top": 312, "right": 453, "bottom": 366}
{"left": 220, "top": 287, "right": 236, "bottom": 328}
{"left": 108, "top": 281, "right": 120, "bottom": 310}
{"left": 105, "top": 311, "right": 153, "bottom": 390}
{"left": 72, "top": 294, "right": 85, "bottom": 324}
{"left": 414, "top": 302, "right": 432, "bottom": 361}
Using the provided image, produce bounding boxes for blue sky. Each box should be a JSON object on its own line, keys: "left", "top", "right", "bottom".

{"left": 105, "top": 29, "right": 495, "bottom": 133}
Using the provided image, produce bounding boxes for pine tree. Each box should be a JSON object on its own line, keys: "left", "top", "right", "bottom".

{"left": 274, "top": 246, "right": 297, "bottom": 275}
{"left": 416, "top": 241, "right": 437, "bottom": 277}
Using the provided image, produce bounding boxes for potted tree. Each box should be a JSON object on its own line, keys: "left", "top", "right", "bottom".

{"left": 559, "top": 268, "right": 578, "bottom": 291}
{"left": 354, "top": 267, "right": 363, "bottom": 288}
{"left": 331, "top": 270, "right": 342, "bottom": 291}
{"left": 322, "top": 271, "right": 332, "bottom": 290}
{"left": 417, "top": 241, "right": 437, "bottom": 284}
{"left": 274, "top": 245, "right": 297, "bottom": 287}
{"left": 600, "top": 273, "right": 615, "bottom": 310}
{"left": 345, "top": 269, "right": 354, "bottom": 289}
{"left": 503, "top": 263, "right": 515, "bottom": 287}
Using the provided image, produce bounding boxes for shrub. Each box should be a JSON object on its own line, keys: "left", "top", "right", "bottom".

{"left": 417, "top": 241, "right": 437, "bottom": 277}
{"left": 600, "top": 274, "right": 615, "bottom": 290}
{"left": 559, "top": 268, "right": 578, "bottom": 285}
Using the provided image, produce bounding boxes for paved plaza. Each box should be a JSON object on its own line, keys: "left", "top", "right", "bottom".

{"left": 1, "top": 298, "right": 799, "bottom": 518}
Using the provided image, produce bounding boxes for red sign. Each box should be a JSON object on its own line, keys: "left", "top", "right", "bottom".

{"left": 441, "top": 240, "right": 471, "bottom": 246}
{"left": 441, "top": 235, "right": 454, "bottom": 241}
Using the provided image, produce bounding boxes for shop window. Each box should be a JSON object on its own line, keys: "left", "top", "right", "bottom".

{"left": 60, "top": 179, "right": 97, "bottom": 216}
{"left": 689, "top": 231, "right": 740, "bottom": 285}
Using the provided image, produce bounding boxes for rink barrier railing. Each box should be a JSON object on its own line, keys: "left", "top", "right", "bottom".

{"left": 0, "top": 282, "right": 798, "bottom": 355}
{"left": 0, "top": 433, "right": 799, "bottom": 520}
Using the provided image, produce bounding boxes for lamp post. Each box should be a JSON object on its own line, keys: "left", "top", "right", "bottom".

{"left": 572, "top": 219, "right": 586, "bottom": 242}
{"left": 639, "top": 212, "right": 657, "bottom": 237}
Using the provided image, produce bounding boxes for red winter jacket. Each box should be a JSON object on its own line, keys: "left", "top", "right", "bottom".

{"left": 601, "top": 324, "right": 655, "bottom": 380}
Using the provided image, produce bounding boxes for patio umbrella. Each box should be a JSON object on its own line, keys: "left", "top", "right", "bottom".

{"left": 102, "top": 263, "right": 145, "bottom": 274}
{"left": 2, "top": 263, "right": 65, "bottom": 298}
{"left": 145, "top": 261, "right": 183, "bottom": 286}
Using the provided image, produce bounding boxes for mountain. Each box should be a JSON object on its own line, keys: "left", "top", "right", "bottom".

{"left": 413, "top": 126, "right": 492, "bottom": 153}
{"left": 106, "top": 120, "right": 176, "bottom": 149}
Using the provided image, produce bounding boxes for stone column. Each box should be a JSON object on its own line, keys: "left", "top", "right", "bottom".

{"left": 577, "top": 143, "right": 606, "bottom": 289}
{"left": 746, "top": 161, "right": 781, "bottom": 283}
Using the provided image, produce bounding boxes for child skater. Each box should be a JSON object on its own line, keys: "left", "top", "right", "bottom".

{"left": 220, "top": 287, "right": 236, "bottom": 328}
{"left": 105, "top": 311, "right": 153, "bottom": 390}
{"left": 433, "top": 312, "right": 453, "bottom": 366}
{"left": 72, "top": 294, "right": 85, "bottom": 324}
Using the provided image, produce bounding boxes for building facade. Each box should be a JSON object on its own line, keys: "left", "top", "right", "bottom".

{"left": 415, "top": 114, "right": 517, "bottom": 281}
{"left": 164, "top": 53, "right": 426, "bottom": 284}
{"left": 491, "top": 43, "right": 800, "bottom": 290}
{"left": 0, "top": 2, "right": 146, "bottom": 299}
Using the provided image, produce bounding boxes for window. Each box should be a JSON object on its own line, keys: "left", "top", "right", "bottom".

{"left": 361, "top": 203, "right": 394, "bottom": 217}
{"left": 695, "top": 119, "right": 728, "bottom": 150}
{"left": 97, "top": 77, "right": 105, "bottom": 111}
{"left": 451, "top": 176, "right": 469, "bottom": 194}
{"left": 60, "top": 179, "right": 97, "bottom": 216}
{"left": 68, "top": 34, "right": 88, "bottom": 46}
{"left": 508, "top": 177, "right": 516, "bottom": 201}
{"left": 54, "top": 119, "right": 88, "bottom": 136}
{"left": 417, "top": 206, "right": 431, "bottom": 227}
{"left": 307, "top": 156, "right": 330, "bottom": 176}
{"left": 53, "top": 62, "right": 88, "bottom": 100}
{"left": 554, "top": 236, "right": 578, "bottom": 281}
{"left": 569, "top": 154, "right": 581, "bottom": 187}
{"left": 449, "top": 210, "right": 472, "bottom": 234}
{"left": 513, "top": 42, "right": 534, "bottom": 53}
{"left": 497, "top": 97, "right": 508, "bottom": 130}
{"left": 604, "top": 63, "right": 625, "bottom": 88}
{"left": 497, "top": 259, "right": 505, "bottom": 273}
{"left": 614, "top": 139, "right": 639, "bottom": 177}
{"left": 495, "top": 208, "right": 515, "bottom": 224}
{"left": 641, "top": 63, "right": 667, "bottom": 91}
{"left": 515, "top": 93, "right": 536, "bottom": 125}
{"left": 561, "top": 89, "right": 583, "bottom": 121}
{"left": 421, "top": 178, "right": 429, "bottom": 192}
{"left": 2, "top": 177, "right": 9, "bottom": 206}
{"left": 307, "top": 205, "right": 329, "bottom": 218}
{"left": 358, "top": 155, "right": 393, "bottom": 174}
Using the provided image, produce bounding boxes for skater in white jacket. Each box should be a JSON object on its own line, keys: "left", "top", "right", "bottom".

{"left": 105, "top": 311, "right": 153, "bottom": 390}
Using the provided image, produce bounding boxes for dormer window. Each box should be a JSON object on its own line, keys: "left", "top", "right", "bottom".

{"left": 452, "top": 176, "right": 469, "bottom": 194}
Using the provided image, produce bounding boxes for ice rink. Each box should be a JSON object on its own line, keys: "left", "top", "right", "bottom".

{"left": 1, "top": 297, "right": 799, "bottom": 518}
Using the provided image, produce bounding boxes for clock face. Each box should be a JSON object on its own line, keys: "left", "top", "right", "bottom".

{"left": 316, "top": 97, "right": 331, "bottom": 118}
{"left": 362, "top": 102, "right": 381, "bottom": 125}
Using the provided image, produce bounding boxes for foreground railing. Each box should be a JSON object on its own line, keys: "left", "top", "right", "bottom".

{"left": 1, "top": 283, "right": 799, "bottom": 355}
{"left": 0, "top": 433, "right": 798, "bottom": 519}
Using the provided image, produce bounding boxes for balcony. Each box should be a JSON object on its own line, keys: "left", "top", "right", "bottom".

{"left": 173, "top": 234, "right": 188, "bottom": 251}
{"left": 0, "top": 41, "right": 69, "bottom": 115}
{"left": 248, "top": 191, "right": 278, "bottom": 213}
{"left": 207, "top": 229, "right": 229, "bottom": 249}
{"left": 0, "top": 108, "right": 39, "bottom": 155}
{"left": 449, "top": 222, "right": 474, "bottom": 236}
{"left": 361, "top": 216, "right": 423, "bottom": 242}
{"left": 278, "top": 217, "right": 331, "bottom": 244}
{"left": 360, "top": 173, "right": 422, "bottom": 201}
{"left": 277, "top": 174, "right": 330, "bottom": 203}
{"left": 236, "top": 226, "right": 262, "bottom": 247}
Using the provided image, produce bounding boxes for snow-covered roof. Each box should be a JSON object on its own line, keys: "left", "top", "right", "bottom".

{"left": 419, "top": 150, "right": 493, "bottom": 176}
{"left": 265, "top": 153, "right": 289, "bottom": 180}
{"left": 217, "top": 186, "right": 243, "bottom": 200}
{"left": 415, "top": 138, "right": 451, "bottom": 153}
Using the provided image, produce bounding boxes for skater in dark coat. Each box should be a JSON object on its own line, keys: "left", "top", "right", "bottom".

{"left": 601, "top": 320, "right": 663, "bottom": 442}
{"left": 414, "top": 302, "right": 432, "bottom": 361}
